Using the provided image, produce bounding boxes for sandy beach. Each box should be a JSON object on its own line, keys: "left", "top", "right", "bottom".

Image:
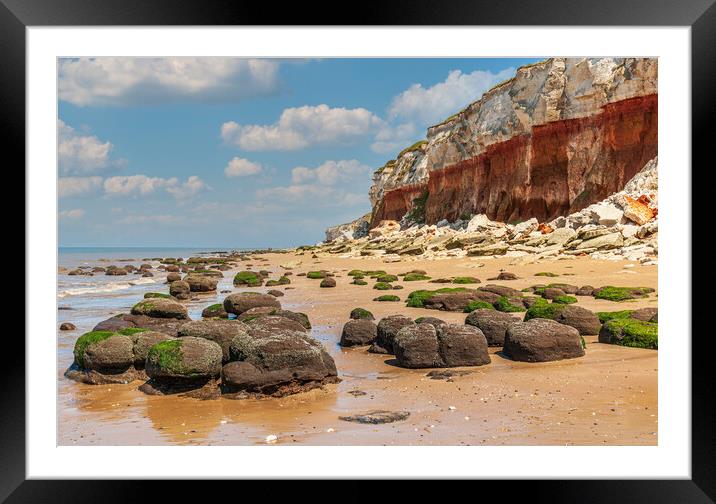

{"left": 58, "top": 251, "right": 657, "bottom": 446}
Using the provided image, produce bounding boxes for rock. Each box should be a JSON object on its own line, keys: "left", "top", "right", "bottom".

{"left": 512, "top": 218, "right": 539, "bottom": 237}
{"left": 413, "top": 316, "right": 447, "bottom": 329}
{"left": 368, "top": 220, "right": 400, "bottom": 239}
{"left": 80, "top": 333, "right": 135, "bottom": 371}
{"left": 369, "top": 315, "right": 415, "bottom": 354}
{"left": 576, "top": 285, "right": 595, "bottom": 296}
{"left": 492, "top": 272, "right": 517, "bottom": 281}
{"left": 92, "top": 313, "right": 187, "bottom": 337}
{"left": 177, "top": 319, "right": 250, "bottom": 363}
{"left": 130, "top": 298, "right": 188, "bottom": 319}
{"left": 503, "top": 319, "right": 585, "bottom": 362}
{"left": 350, "top": 308, "right": 374, "bottom": 320}
{"left": 184, "top": 275, "right": 218, "bottom": 292}
{"left": 553, "top": 305, "right": 601, "bottom": 335}
{"left": 222, "top": 327, "right": 338, "bottom": 397}
{"left": 338, "top": 410, "right": 410, "bottom": 424}
{"left": 393, "top": 323, "right": 490, "bottom": 368}
{"left": 202, "top": 303, "right": 229, "bottom": 319}
{"left": 465, "top": 309, "right": 520, "bottom": 346}
{"left": 576, "top": 232, "right": 623, "bottom": 250}
{"left": 244, "top": 315, "right": 308, "bottom": 334}
{"left": 106, "top": 268, "right": 128, "bottom": 276}
{"left": 630, "top": 307, "right": 658, "bottom": 322}
{"left": 465, "top": 214, "right": 496, "bottom": 232}
{"left": 545, "top": 227, "right": 576, "bottom": 245}
{"left": 233, "top": 271, "right": 263, "bottom": 287}
{"left": 466, "top": 242, "right": 509, "bottom": 256}
{"left": 59, "top": 322, "right": 76, "bottom": 331}
{"left": 340, "top": 319, "right": 378, "bottom": 347}
{"left": 541, "top": 287, "right": 567, "bottom": 299}
{"left": 169, "top": 280, "right": 191, "bottom": 300}
{"left": 589, "top": 202, "right": 624, "bottom": 226}
{"left": 480, "top": 284, "right": 523, "bottom": 298}
{"left": 320, "top": 277, "right": 336, "bottom": 288}
{"left": 598, "top": 318, "right": 658, "bottom": 349}
{"left": 223, "top": 292, "right": 281, "bottom": 315}
{"left": 166, "top": 272, "right": 181, "bottom": 283}
{"left": 267, "top": 289, "right": 284, "bottom": 297}
{"left": 622, "top": 196, "right": 655, "bottom": 225}
{"left": 132, "top": 331, "right": 174, "bottom": 367}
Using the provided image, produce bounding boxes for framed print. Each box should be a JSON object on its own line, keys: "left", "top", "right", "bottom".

{"left": 5, "top": 0, "right": 714, "bottom": 500}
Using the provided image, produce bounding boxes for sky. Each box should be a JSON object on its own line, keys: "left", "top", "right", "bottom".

{"left": 58, "top": 57, "right": 541, "bottom": 248}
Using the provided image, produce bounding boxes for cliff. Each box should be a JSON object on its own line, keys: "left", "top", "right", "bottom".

{"left": 363, "top": 57, "right": 657, "bottom": 230}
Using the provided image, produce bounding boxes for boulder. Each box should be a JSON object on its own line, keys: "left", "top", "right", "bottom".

{"left": 576, "top": 285, "right": 595, "bottom": 296}
{"left": 244, "top": 315, "right": 308, "bottom": 334}
{"left": 598, "top": 318, "right": 658, "bottom": 349}
{"left": 130, "top": 298, "right": 188, "bottom": 319}
{"left": 542, "top": 287, "right": 567, "bottom": 300}
{"left": 184, "top": 275, "right": 218, "bottom": 292}
{"left": 622, "top": 196, "right": 655, "bottom": 225}
{"left": 630, "top": 307, "right": 658, "bottom": 322}
{"left": 177, "top": 319, "right": 250, "bottom": 363}
{"left": 320, "top": 277, "right": 337, "bottom": 288}
{"left": 576, "top": 232, "right": 623, "bottom": 250}
{"left": 223, "top": 292, "right": 281, "bottom": 315}
{"left": 503, "top": 319, "right": 585, "bottom": 362}
{"left": 267, "top": 289, "right": 285, "bottom": 297}
{"left": 393, "top": 323, "right": 490, "bottom": 368}
{"left": 80, "top": 333, "right": 134, "bottom": 371}
{"left": 201, "top": 303, "right": 229, "bottom": 319}
{"left": 132, "top": 331, "right": 174, "bottom": 367}
{"left": 368, "top": 220, "right": 400, "bottom": 239}
{"left": 465, "top": 309, "right": 520, "bottom": 346}
{"left": 59, "top": 322, "right": 76, "bottom": 331}
{"left": 166, "top": 272, "right": 181, "bottom": 283}
{"left": 92, "top": 313, "right": 188, "bottom": 337}
{"left": 222, "top": 328, "right": 338, "bottom": 397}
{"left": 350, "top": 308, "right": 374, "bottom": 320}
{"left": 369, "top": 315, "right": 415, "bottom": 354}
{"left": 340, "top": 319, "right": 378, "bottom": 347}
{"left": 480, "top": 284, "right": 523, "bottom": 298}
{"left": 169, "top": 280, "right": 191, "bottom": 300}
{"left": 413, "top": 316, "right": 447, "bottom": 329}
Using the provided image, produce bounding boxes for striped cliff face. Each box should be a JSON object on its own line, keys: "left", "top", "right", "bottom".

{"left": 367, "top": 57, "right": 657, "bottom": 227}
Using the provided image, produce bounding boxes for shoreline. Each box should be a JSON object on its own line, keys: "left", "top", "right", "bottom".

{"left": 58, "top": 251, "right": 657, "bottom": 446}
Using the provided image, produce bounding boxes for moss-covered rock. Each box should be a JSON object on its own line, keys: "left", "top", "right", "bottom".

{"left": 494, "top": 296, "right": 526, "bottom": 313}
{"left": 405, "top": 288, "right": 470, "bottom": 308}
{"left": 374, "top": 295, "right": 400, "bottom": 302}
{"left": 351, "top": 279, "right": 368, "bottom": 285}
{"left": 597, "top": 310, "right": 634, "bottom": 323}
{"left": 553, "top": 295, "right": 578, "bottom": 304}
{"left": 130, "top": 298, "right": 188, "bottom": 320}
{"left": 598, "top": 318, "right": 658, "bottom": 349}
{"left": 452, "top": 276, "right": 481, "bottom": 284}
{"left": 593, "top": 286, "right": 654, "bottom": 301}
{"left": 403, "top": 273, "right": 431, "bottom": 281}
{"left": 350, "top": 308, "right": 374, "bottom": 320}
{"left": 320, "top": 277, "right": 337, "bottom": 288}
{"left": 463, "top": 300, "right": 495, "bottom": 313}
{"left": 144, "top": 292, "right": 172, "bottom": 299}
{"left": 73, "top": 331, "right": 116, "bottom": 368}
{"left": 535, "top": 272, "right": 559, "bottom": 277}
{"left": 117, "top": 327, "right": 150, "bottom": 336}
{"left": 223, "top": 292, "right": 281, "bottom": 315}
{"left": 233, "top": 271, "right": 263, "bottom": 287}
{"left": 202, "top": 303, "right": 229, "bottom": 319}
{"left": 376, "top": 274, "right": 398, "bottom": 283}
{"left": 373, "top": 282, "right": 393, "bottom": 290}
{"left": 145, "top": 337, "right": 223, "bottom": 378}
{"left": 306, "top": 271, "right": 328, "bottom": 279}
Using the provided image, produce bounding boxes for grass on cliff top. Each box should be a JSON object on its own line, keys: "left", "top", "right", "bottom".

{"left": 233, "top": 271, "right": 261, "bottom": 286}
{"left": 398, "top": 140, "right": 428, "bottom": 158}
{"left": 73, "top": 330, "right": 116, "bottom": 368}
{"left": 602, "top": 318, "right": 658, "bottom": 349}
{"left": 405, "top": 287, "right": 470, "bottom": 308}
{"left": 593, "top": 286, "right": 653, "bottom": 302}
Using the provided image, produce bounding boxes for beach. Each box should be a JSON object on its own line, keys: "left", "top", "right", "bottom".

{"left": 58, "top": 249, "right": 657, "bottom": 446}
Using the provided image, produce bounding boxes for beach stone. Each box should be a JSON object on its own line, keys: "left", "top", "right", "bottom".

{"left": 480, "top": 284, "right": 523, "bottom": 298}
{"left": 223, "top": 292, "right": 281, "bottom": 315}
{"left": 145, "top": 336, "right": 223, "bottom": 379}
{"left": 201, "top": 303, "right": 229, "bottom": 319}
{"left": 340, "top": 319, "right": 377, "bottom": 347}
{"left": 393, "top": 323, "right": 490, "bottom": 368}
{"left": 350, "top": 308, "right": 374, "bottom": 320}
{"left": 184, "top": 275, "right": 218, "bottom": 292}
{"left": 169, "top": 280, "right": 191, "bottom": 300}
{"left": 339, "top": 410, "right": 410, "bottom": 424}
{"left": 369, "top": 315, "right": 415, "bottom": 354}
{"left": 166, "top": 272, "right": 181, "bottom": 283}
{"left": 165, "top": 264, "right": 180, "bottom": 272}
{"left": 245, "top": 315, "right": 308, "bottom": 334}
{"left": 576, "top": 285, "right": 595, "bottom": 296}
{"left": 553, "top": 305, "right": 601, "bottom": 335}
{"left": 630, "top": 307, "right": 658, "bottom": 322}
{"left": 237, "top": 306, "right": 278, "bottom": 322}
{"left": 494, "top": 272, "right": 518, "bottom": 280}
{"left": 142, "top": 271, "right": 154, "bottom": 277}
{"left": 92, "top": 313, "right": 188, "bottom": 337}
{"left": 80, "top": 333, "right": 135, "bottom": 371}
{"left": 414, "top": 316, "right": 448, "bottom": 329}
{"left": 59, "top": 322, "right": 76, "bottom": 331}
{"left": 542, "top": 287, "right": 567, "bottom": 300}
{"left": 272, "top": 310, "right": 312, "bottom": 329}
{"left": 503, "top": 319, "right": 585, "bottom": 362}
{"left": 576, "top": 232, "right": 623, "bottom": 250}
{"left": 222, "top": 328, "right": 338, "bottom": 397}
{"left": 267, "top": 289, "right": 284, "bottom": 297}
{"left": 547, "top": 283, "right": 579, "bottom": 294}
{"left": 177, "top": 319, "right": 250, "bottom": 363}
{"left": 132, "top": 331, "right": 174, "bottom": 367}
{"left": 465, "top": 309, "right": 520, "bottom": 346}
{"left": 106, "top": 268, "right": 128, "bottom": 276}
{"left": 320, "top": 277, "right": 336, "bottom": 288}
{"left": 130, "top": 298, "right": 188, "bottom": 319}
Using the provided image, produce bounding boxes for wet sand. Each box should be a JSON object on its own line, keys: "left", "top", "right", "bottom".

{"left": 58, "top": 252, "right": 658, "bottom": 446}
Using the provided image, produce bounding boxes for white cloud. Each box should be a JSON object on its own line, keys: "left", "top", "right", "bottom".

{"left": 291, "top": 159, "right": 371, "bottom": 185}
{"left": 103, "top": 174, "right": 208, "bottom": 199}
{"left": 388, "top": 68, "right": 515, "bottom": 125}
{"left": 117, "top": 214, "right": 181, "bottom": 225}
{"left": 224, "top": 157, "right": 262, "bottom": 178}
{"left": 58, "top": 176, "right": 103, "bottom": 198}
{"left": 59, "top": 208, "right": 85, "bottom": 219}
{"left": 371, "top": 122, "right": 419, "bottom": 154}
{"left": 59, "top": 57, "right": 281, "bottom": 106}
{"left": 221, "top": 104, "right": 383, "bottom": 151}
{"left": 256, "top": 184, "right": 365, "bottom": 208}
{"left": 58, "top": 120, "right": 121, "bottom": 175}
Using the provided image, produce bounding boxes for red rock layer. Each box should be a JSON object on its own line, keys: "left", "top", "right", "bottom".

{"left": 371, "top": 94, "right": 657, "bottom": 226}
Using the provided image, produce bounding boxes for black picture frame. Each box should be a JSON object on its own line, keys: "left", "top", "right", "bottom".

{"left": 5, "top": 0, "right": 713, "bottom": 501}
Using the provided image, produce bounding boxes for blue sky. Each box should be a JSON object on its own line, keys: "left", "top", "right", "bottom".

{"left": 58, "top": 57, "right": 541, "bottom": 248}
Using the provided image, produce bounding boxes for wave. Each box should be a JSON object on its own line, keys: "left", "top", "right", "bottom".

{"left": 57, "top": 277, "right": 158, "bottom": 298}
